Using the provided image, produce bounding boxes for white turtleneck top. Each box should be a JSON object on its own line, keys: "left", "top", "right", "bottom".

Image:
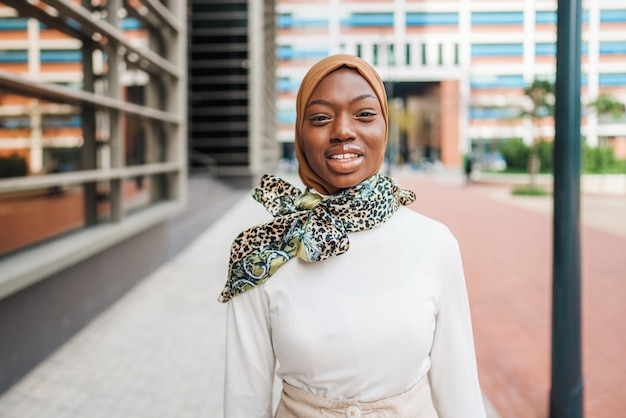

{"left": 224, "top": 206, "right": 486, "bottom": 417}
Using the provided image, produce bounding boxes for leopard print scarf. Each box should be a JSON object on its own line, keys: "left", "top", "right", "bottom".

{"left": 218, "top": 173, "right": 415, "bottom": 302}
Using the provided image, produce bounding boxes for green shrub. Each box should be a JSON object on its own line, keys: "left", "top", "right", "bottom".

{"left": 512, "top": 185, "right": 550, "bottom": 196}
{"left": 500, "top": 138, "right": 529, "bottom": 171}
{"left": 0, "top": 154, "right": 28, "bottom": 178}
{"left": 498, "top": 138, "right": 626, "bottom": 174}
{"left": 582, "top": 144, "right": 626, "bottom": 174}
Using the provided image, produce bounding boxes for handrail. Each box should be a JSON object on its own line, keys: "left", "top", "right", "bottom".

{"left": 0, "top": 69, "right": 180, "bottom": 124}
{"left": 1, "top": 0, "right": 85, "bottom": 40}
{"left": 134, "top": 0, "right": 180, "bottom": 33}
{"left": 40, "top": 0, "right": 180, "bottom": 78}
{"left": 0, "top": 162, "right": 181, "bottom": 193}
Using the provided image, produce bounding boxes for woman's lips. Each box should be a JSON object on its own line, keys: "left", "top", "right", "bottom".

{"left": 326, "top": 148, "right": 363, "bottom": 173}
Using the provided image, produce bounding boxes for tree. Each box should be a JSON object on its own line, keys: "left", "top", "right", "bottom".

{"left": 521, "top": 79, "right": 555, "bottom": 188}
{"left": 588, "top": 93, "right": 625, "bottom": 145}
{"left": 588, "top": 92, "right": 626, "bottom": 119}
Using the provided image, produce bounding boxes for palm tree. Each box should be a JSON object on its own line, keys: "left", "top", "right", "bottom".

{"left": 521, "top": 79, "right": 554, "bottom": 188}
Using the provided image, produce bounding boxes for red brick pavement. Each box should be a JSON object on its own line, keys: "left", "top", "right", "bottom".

{"left": 397, "top": 174, "right": 626, "bottom": 418}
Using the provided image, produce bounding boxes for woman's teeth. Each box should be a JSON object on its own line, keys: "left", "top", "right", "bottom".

{"left": 330, "top": 153, "right": 359, "bottom": 160}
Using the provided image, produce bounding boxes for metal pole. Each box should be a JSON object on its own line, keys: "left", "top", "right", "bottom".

{"left": 550, "top": 0, "right": 583, "bottom": 417}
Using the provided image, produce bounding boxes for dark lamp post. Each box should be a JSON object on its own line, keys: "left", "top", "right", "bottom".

{"left": 550, "top": 0, "right": 584, "bottom": 417}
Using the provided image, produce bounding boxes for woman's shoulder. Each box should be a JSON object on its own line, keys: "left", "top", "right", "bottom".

{"left": 394, "top": 206, "right": 455, "bottom": 236}
{"left": 380, "top": 206, "right": 461, "bottom": 255}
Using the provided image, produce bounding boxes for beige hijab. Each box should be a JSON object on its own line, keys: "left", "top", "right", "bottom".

{"left": 294, "top": 54, "right": 389, "bottom": 195}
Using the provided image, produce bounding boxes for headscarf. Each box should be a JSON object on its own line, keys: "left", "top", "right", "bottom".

{"left": 295, "top": 54, "right": 389, "bottom": 195}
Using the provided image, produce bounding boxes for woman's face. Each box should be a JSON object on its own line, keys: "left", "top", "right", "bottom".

{"left": 301, "top": 68, "right": 386, "bottom": 191}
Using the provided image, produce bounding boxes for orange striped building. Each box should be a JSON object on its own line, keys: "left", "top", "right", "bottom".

{"left": 275, "top": 0, "right": 626, "bottom": 167}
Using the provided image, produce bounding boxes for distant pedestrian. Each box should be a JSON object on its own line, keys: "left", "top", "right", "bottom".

{"left": 219, "top": 54, "right": 486, "bottom": 418}
{"left": 465, "top": 155, "right": 474, "bottom": 184}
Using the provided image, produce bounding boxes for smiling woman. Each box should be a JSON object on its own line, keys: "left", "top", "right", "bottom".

{"left": 220, "top": 54, "right": 486, "bottom": 418}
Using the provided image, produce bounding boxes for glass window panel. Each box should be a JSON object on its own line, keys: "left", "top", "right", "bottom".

{"left": 0, "top": 185, "right": 86, "bottom": 256}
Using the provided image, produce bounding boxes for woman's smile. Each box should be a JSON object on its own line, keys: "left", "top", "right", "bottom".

{"left": 326, "top": 145, "right": 365, "bottom": 173}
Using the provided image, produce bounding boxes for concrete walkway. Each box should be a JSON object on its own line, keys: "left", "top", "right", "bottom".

{"left": 0, "top": 169, "right": 624, "bottom": 417}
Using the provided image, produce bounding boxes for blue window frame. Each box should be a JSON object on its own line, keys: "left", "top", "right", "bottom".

{"left": 536, "top": 11, "right": 556, "bottom": 24}
{"left": 341, "top": 13, "right": 393, "bottom": 27}
{"left": 599, "top": 42, "right": 626, "bottom": 54}
{"left": 277, "top": 109, "right": 297, "bottom": 124}
{"left": 277, "top": 77, "right": 303, "bottom": 93}
{"left": 599, "top": 73, "right": 626, "bottom": 86}
{"left": 0, "top": 18, "right": 28, "bottom": 31}
{"left": 0, "top": 50, "right": 28, "bottom": 63}
{"left": 472, "top": 12, "right": 523, "bottom": 25}
{"left": 406, "top": 13, "right": 458, "bottom": 26}
{"left": 42, "top": 116, "right": 82, "bottom": 128}
{"left": 121, "top": 18, "right": 142, "bottom": 30}
{"left": 471, "top": 44, "right": 523, "bottom": 56}
{"left": 470, "top": 75, "right": 526, "bottom": 89}
{"left": 536, "top": 10, "right": 589, "bottom": 24}
{"left": 536, "top": 43, "right": 556, "bottom": 56}
{"left": 41, "top": 50, "right": 82, "bottom": 63}
{"left": 470, "top": 107, "right": 519, "bottom": 119}
{"left": 277, "top": 14, "right": 327, "bottom": 29}
{"left": 600, "top": 9, "right": 626, "bottom": 23}
{"left": 277, "top": 45, "right": 328, "bottom": 60}
{"left": 0, "top": 116, "right": 30, "bottom": 129}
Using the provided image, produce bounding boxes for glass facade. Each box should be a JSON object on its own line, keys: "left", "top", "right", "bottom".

{"left": 0, "top": 1, "right": 188, "bottom": 299}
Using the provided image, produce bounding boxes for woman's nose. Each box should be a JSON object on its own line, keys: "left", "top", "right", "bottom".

{"left": 331, "top": 113, "right": 356, "bottom": 141}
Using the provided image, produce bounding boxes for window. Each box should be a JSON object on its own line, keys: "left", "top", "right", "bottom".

{"left": 406, "top": 13, "right": 458, "bottom": 26}
{"left": 536, "top": 43, "right": 556, "bottom": 56}
{"left": 0, "top": 50, "right": 27, "bottom": 63}
{"left": 277, "top": 14, "right": 327, "bottom": 29}
{"left": 341, "top": 13, "right": 393, "bottom": 27}
{"left": 599, "top": 42, "right": 626, "bottom": 55}
{"left": 41, "top": 50, "right": 82, "bottom": 63}
{"left": 470, "top": 75, "right": 525, "bottom": 89}
{"left": 470, "top": 107, "right": 519, "bottom": 119}
{"left": 600, "top": 9, "right": 626, "bottom": 23}
{"left": 0, "top": 17, "right": 28, "bottom": 31}
{"left": 472, "top": 12, "right": 523, "bottom": 25}
{"left": 536, "top": 11, "right": 556, "bottom": 24}
{"left": 276, "top": 45, "right": 328, "bottom": 60}
{"left": 471, "top": 44, "right": 523, "bottom": 57}
{"left": 599, "top": 73, "right": 626, "bottom": 86}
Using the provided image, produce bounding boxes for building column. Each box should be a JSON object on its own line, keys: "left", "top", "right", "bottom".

{"left": 27, "top": 17, "right": 42, "bottom": 174}
{"left": 440, "top": 79, "right": 461, "bottom": 166}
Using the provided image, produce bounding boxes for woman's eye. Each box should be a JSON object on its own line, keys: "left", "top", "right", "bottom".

{"left": 310, "top": 115, "right": 330, "bottom": 123}
{"left": 358, "top": 111, "right": 376, "bottom": 118}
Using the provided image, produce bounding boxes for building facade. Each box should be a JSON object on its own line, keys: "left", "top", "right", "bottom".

{"left": 188, "top": 0, "right": 279, "bottom": 177}
{"left": 0, "top": 0, "right": 188, "bottom": 393}
{"left": 275, "top": 0, "right": 626, "bottom": 167}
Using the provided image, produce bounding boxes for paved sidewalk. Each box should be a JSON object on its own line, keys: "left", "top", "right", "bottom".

{"left": 395, "top": 169, "right": 626, "bottom": 418}
{"left": 0, "top": 169, "right": 624, "bottom": 417}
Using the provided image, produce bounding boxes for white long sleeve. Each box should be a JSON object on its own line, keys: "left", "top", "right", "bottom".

{"left": 224, "top": 285, "right": 275, "bottom": 417}
{"left": 223, "top": 206, "right": 485, "bottom": 417}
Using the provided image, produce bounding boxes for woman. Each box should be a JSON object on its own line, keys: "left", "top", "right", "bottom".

{"left": 220, "top": 54, "right": 486, "bottom": 417}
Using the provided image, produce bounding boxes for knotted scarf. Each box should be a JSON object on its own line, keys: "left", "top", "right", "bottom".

{"left": 219, "top": 173, "right": 415, "bottom": 302}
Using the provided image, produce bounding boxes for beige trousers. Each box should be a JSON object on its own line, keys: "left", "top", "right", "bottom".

{"left": 275, "top": 376, "right": 439, "bottom": 418}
